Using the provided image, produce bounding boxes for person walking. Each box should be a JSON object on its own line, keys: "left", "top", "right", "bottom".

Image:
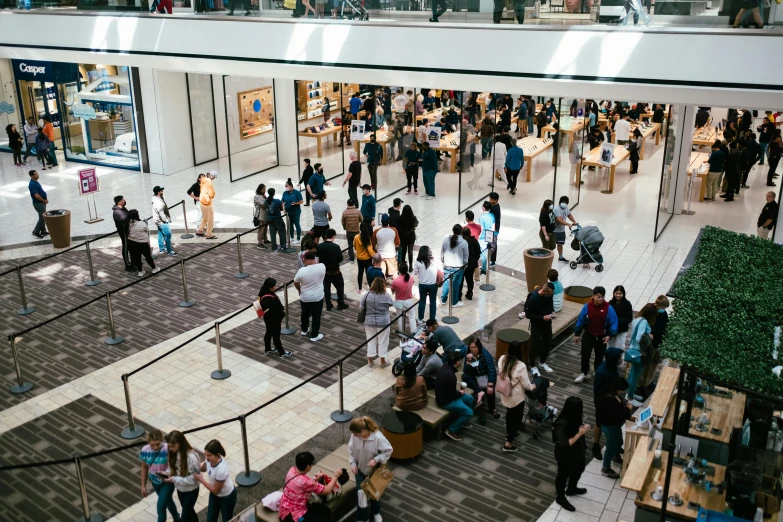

{"left": 6, "top": 124, "right": 24, "bottom": 166}
{"left": 34, "top": 128, "right": 52, "bottom": 170}
{"left": 414, "top": 245, "right": 441, "bottom": 323}
{"left": 553, "top": 397, "right": 590, "bottom": 512}
{"left": 573, "top": 286, "right": 619, "bottom": 383}
{"left": 311, "top": 191, "right": 332, "bottom": 240}
{"left": 479, "top": 114, "right": 495, "bottom": 160}
{"left": 404, "top": 141, "right": 421, "bottom": 195}
{"left": 198, "top": 171, "right": 218, "bottom": 239}
{"left": 266, "top": 188, "right": 287, "bottom": 252}
{"left": 596, "top": 378, "right": 633, "bottom": 478}
{"left": 436, "top": 352, "right": 475, "bottom": 441}
{"left": 703, "top": 141, "right": 727, "bottom": 201}
{"left": 757, "top": 191, "right": 778, "bottom": 239}
{"left": 307, "top": 163, "right": 328, "bottom": 208}
{"left": 607, "top": 285, "right": 633, "bottom": 349}
{"left": 421, "top": 142, "right": 439, "bottom": 200}
{"left": 626, "top": 304, "right": 656, "bottom": 408}
{"left": 343, "top": 151, "right": 362, "bottom": 207}
{"left": 187, "top": 174, "right": 204, "bottom": 228}
{"left": 112, "top": 195, "right": 134, "bottom": 271}
{"left": 42, "top": 116, "right": 58, "bottom": 167}
{"left": 441, "top": 224, "right": 468, "bottom": 307}
{"left": 499, "top": 341, "right": 536, "bottom": 452}
{"left": 294, "top": 251, "right": 326, "bottom": 342}
{"left": 253, "top": 183, "right": 270, "bottom": 249}
{"left": 361, "top": 276, "right": 394, "bottom": 368}
{"left": 391, "top": 261, "right": 417, "bottom": 334}
{"left": 28, "top": 170, "right": 48, "bottom": 239}
{"left": 341, "top": 200, "right": 362, "bottom": 262}
{"left": 348, "top": 417, "right": 393, "bottom": 522}
{"left": 457, "top": 227, "right": 481, "bottom": 301}
{"left": 163, "top": 431, "right": 201, "bottom": 522}
{"left": 139, "top": 429, "right": 180, "bottom": 522}
{"left": 504, "top": 138, "right": 525, "bottom": 195}
{"left": 492, "top": 136, "right": 508, "bottom": 186}
{"left": 372, "top": 213, "right": 400, "bottom": 278}
{"left": 299, "top": 158, "right": 314, "bottom": 207}
{"left": 317, "top": 229, "right": 349, "bottom": 312}
{"left": 23, "top": 116, "right": 37, "bottom": 162}
{"left": 282, "top": 179, "right": 304, "bottom": 245}
{"left": 539, "top": 199, "right": 556, "bottom": 251}
{"left": 766, "top": 133, "right": 782, "bottom": 187}
{"left": 397, "top": 205, "right": 418, "bottom": 267}
{"left": 360, "top": 184, "right": 376, "bottom": 225}
{"left": 152, "top": 186, "right": 176, "bottom": 256}
{"left": 193, "top": 440, "right": 237, "bottom": 522}
{"left": 354, "top": 220, "right": 376, "bottom": 293}
{"left": 127, "top": 209, "right": 159, "bottom": 277}
{"left": 363, "top": 135, "right": 383, "bottom": 189}
{"left": 525, "top": 283, "right": 555, "bottom": 374}
{"left": 257, "top": 278, "right": 292, "bottom": 357}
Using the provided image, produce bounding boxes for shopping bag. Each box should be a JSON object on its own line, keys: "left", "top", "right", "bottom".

{"left": 253, "top": 299, "right": 264, "bottom": 318}
{"left": 360, "top": 464, "right": 394, "bottom": 502}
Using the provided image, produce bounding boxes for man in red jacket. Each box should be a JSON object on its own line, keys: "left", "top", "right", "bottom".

{"left": 573, "top": 286, "right": 619, "bottom": 384}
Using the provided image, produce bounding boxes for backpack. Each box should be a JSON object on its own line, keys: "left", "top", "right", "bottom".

{"left": 523, "top": 291, "right": 538, "bottom": 320}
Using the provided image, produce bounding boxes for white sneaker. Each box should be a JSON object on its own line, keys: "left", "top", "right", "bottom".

{"left": 137, "top": 271, "right": 144, "bottom": 277}
{"left": 530, "top": 367, "right": 540, "bottom": 377}
{"left": 373, "top": 515, "right": 383, "bottom": 522}
{"left": 518, "top": 312, "right": 526, "bottom": 319}
{"left": 300, "top": 329, "right": 310, "bottom": 336}
{"left": 292, "top": 239, "right": 300, "bottom": 245}
{"left": 152, "top": 267, "right": 160, "bottom": 274}
{"left": 539, "top": 363, "right": 553, "bottom": 373}
{"left": 310, "top": 333, "right": 324, "bottom": 342}
{"left": 574, "top": 373, "right": 586, "bottom": 383}
{"left": 453, "top": 301, "right": 464, "bottom": 308}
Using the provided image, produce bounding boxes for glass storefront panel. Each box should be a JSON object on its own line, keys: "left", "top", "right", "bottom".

{"left": 295, "top": 79, "right": 345, "bottom": 184}
{"left": 655, "top": 104, "right": 678, "bottom": 240}
{"left": 186, "top": 73, "right": 219, "bottom": 165}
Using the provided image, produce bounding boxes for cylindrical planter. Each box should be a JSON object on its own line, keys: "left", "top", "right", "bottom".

{"left": 523, "top": 248, "right": 554, "bottom": 293}
{"left": 43, "top": 209, "right": 72, "bottom": 248}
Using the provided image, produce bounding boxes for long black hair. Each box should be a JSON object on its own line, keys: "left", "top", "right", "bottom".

{"left": 501, "top": 341, "right": 523, "bottom": 377}
{"left": 255, "top": 183, "right": 266, "bottom": 196}
{"left": 449, "top": 224, "right": 463, "bottom": 249}
{"left": 266, "top": 187, "right": 276, "bottom": 206}
{"left": 559, "top": 397, "right": 584, "bottom": 438}
{"left": 417, "top": 245, "right": 432, "bottom": 269}
{"left": 402, "top": 361, "right": 417, "bottom": 389}
{"left": 398, "top": 261, "right": 410, "bottom": 283}
{"left": 359, "top": 220, "right": 373, "bottom": 248}
{"left": 610, "top": 285, "right": 626, "bottom": 304}
{"left": 128, "top": 209, "right": 141, "bottom": 222}
{"left": 398, "top": 205, "right": 416, "bottom": 235}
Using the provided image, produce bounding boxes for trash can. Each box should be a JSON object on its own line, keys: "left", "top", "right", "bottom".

{"left": 43, "top": 209, "right": 71, "bottom": 248}
{"left": 523, "top": 248, "right": 554, "bottom": 292}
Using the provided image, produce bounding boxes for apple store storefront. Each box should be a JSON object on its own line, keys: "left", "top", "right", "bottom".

{"left": 4, "top": 59, "right": 140, "bottom": 170}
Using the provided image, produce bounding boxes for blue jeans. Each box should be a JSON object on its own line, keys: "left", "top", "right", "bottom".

{"left": 355, "top": 470, "right": 381, "bottom": 521}
{"left": 206, "top": 489, "right": 237, "bottom": 522}
{"left": 527, "top": 116, "right": 535, "bottom": 134}
{"left": 288, "top": 212, "right": 301, "bottom": 240}
{"left": 152, "top": 481, "right": 180, "bottom": 522}
{"left": 760, "top": 141, "right": 770, "bottom": 164}
{"left": 481, "top": 138, "right": 493, "bottom": 159}
{"left": 157, "top": 223, "right": 173, "bottom": 253}
{"left": 440, "top": 344, "right": 467, "bottom": 362}
{"left": 422, "top": 169, "right": 436, "bottom": 197}
{"left": 443, "top": 393, "right": 474, "bottom": 433}
{"left": 601, "top": 425, "right": 623, "bottom": 470}
{"left": 440, "top": 267, "right": 464, "bottom": 306}
{"left": 177, "top": 488, "right": 200, "bottom": 522}
{"left": 418, "top": 283, "right": 438, "bottom": 321}
{"left": 626, "top": 360, "right": 642, "bottom": 399}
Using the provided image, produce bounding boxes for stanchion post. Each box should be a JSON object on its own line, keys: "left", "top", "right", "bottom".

{"left": 235, "top": 415, "right": 262, "bottom": 486}
{"left": 211, "top": 322, "right": 232, "bottom": 380}
{"left": 282, "top": 214, "right": 297, "bottom": 254}
{"left": 442, "top": 271, "right": 459, "bottom": 324}
{"left": 281, "top": 283, "right": 296, "bottom": 335}
{"left": 120, "top": 374, "right": 145, "bottom": 439}
{"left": 178, "top": 259, "right": 195, "bottom": 308}
{"left": 330, "top": 359, "right": 353, "bottom": 423}
{"left": 234, "top": 234, "right": 249, "bottom": 279}
{"left": 74, "top": 455, "right": 105, "bottom": 522}
{"left": 103, "top": 293, "right": 125, "bottom": 345}
{"left": 15, "top": 266, "right": 35, "bottom": 316}
{"left": 84, "top": 242, "right": 101, "bottom": 287}
{"left": 180, "top": 199, "right": 194, "bottom": 239}
{"left": 9, "top": 336, "right": 33, "bottom": 394}
{"left": 480, "top": 247, "right": 496, "bottom": 292}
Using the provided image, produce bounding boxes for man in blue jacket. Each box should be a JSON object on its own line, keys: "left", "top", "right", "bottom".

{"left": 573, "top": 286, "right": 618, "bottom": 384}
{"left": 504, "top": 139, "right": 525, "bottom": 196}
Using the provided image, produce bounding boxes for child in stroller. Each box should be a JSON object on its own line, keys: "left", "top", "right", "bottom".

{"left": 524, "top": 375, "right": 558, "bottom": 440}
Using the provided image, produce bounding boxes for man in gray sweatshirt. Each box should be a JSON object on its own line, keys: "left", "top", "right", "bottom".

{"left": 416, "top": 340, "right": 443, "bottom": 389}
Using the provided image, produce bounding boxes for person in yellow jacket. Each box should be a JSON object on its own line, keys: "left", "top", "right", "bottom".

{"left": 198, "top": 170, "right": 218, "bottom": 239}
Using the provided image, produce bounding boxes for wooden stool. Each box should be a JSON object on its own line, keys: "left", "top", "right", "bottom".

{"left": 381, "top": 411, "right": 423, "bottom": 460}
{"left": 495, "top": 328, "right": 531, "bottom": 365}
{"left": 564, "top": 285, "right": 592, "bottom": 305}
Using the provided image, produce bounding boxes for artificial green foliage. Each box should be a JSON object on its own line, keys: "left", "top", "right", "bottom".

{"left": 661, "top": 226, "right": 783, "bottom": 395}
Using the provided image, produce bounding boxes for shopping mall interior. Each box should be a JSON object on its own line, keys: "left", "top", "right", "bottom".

{"left": 0, "top": 8, "right": 782, "bottom": 522}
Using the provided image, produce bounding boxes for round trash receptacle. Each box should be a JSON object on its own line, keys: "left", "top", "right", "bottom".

{"left": 381, "top": 411, "right": 423, "bottom": 460}
{"left": 564, "top": 285, "right": 592, "bottom": 305}
{"left": 43, "top": 209, "right": 71, "bottom": 248}
{"left": 523, "top": 248, "right": 554, "bottom": 293}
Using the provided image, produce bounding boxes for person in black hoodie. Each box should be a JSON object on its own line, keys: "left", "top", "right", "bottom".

{"left": 257, "top": 278, "right": 292, "bottom": 358}
{"left": 299, "top": 159, "right": 314, "bottom": 207}
{"left": 721, "top": 141, "right": 742, "bottom": 200}
{"left": 525, "top": 283, "right": 556, "bottom": 374}
{"left": 387, "top": 198, "right": 402, "bottom": 230}
{"left": 112, "top": 195, "right": 134, "bottom": 272}
{"left": 596, "top": 377, "right": 633, "bottom": 479}
{"left": 591, "top": 347, "right": 623, "bottom": 461}
{"left": 458, "top": 227, "right": 481, "bottom": 301}
{"left": 553, "top": 397, "right": 590, "bottom": 512}
{"left": 608, "top": 285, "right": 633, "bottom": 349}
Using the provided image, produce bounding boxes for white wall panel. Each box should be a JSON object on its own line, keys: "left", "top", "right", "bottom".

{"left": 153, "top": 70, "right": 194, "bottom": 175}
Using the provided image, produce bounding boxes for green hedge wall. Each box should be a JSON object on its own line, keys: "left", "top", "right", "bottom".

{"left": 661, "top": 226, "right": 783, "bottom": 395}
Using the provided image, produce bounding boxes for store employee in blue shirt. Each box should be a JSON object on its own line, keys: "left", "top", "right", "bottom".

{"left": 307, "top": 163, "right": 327, "bottom": 201}
{"left": 281, "top": 179, "right": 304, "bottom": 244}
{"left": 350, "top": 93, "right": 362, "bottom": 116}
{"left": 504, "top": 140, "right": 525, "bottom": 196}
{"left": 28, "top": 170, "right": 49, "bottom": 239}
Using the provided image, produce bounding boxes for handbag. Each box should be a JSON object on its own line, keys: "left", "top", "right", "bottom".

{"left": 253, "top": 217, "right": 260, "bottom": 227}
{"left": 357, "top": 295, "right": 367, "bottom": 323}
{"left": 360, "top": 464, "right": 394, "bottom": 502}
{"left": 477, "top": 375, "right": 489, "bottom": 388}
{"left": 624, "top": 320, "right": 644, "bottom": 364}
{"left": 436, "top": 268, "right": 445, "bottom": 287}
{"left": 495, "top": 372, "right": 512, "bottom": 396}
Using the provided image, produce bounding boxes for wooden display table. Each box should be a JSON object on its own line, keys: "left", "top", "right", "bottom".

{"left": 352, "top": 130, "right": 407, "bottom": 167}
{"left": 564, "top": 285, "right": 592, "bottom": 305}
{"left": 517, "top": 136, "right": 554, "bottom": 182}
{"left": 576, "top": 144, "right": 630, "bottom": 194}
{"left": 621, "top": 434, "right": 656, "bottom": 489}
{"left": 693, "top": 127, "right": 724, "bottom": 148}
{"left": 415, "top": 107, "right": 461, "bottom": 124}
{"left": 431, "top": 133, "right": 461, "bottom": 174}
{"left": 298, "top": 123, "right": 341, "bottom": 158}
{"left": 687, "top": 152, "right": 710, "bottom": 202}
{"left": 612, "top": 122, "right": 661, "bottom": 160}
{"left": 381, "top": 411, "right": 423, "bottom": 460}
{"left": 541, "top": 119, "right": 585, "bottom": 153}
{"left": 662, "top": 386, "right": 746, "bottom": 445}
{"left": 495, "top": 328, "right": 530, "bottom": 364}
{"left": 649, "top": 366, "right": 680, "bottom": 418}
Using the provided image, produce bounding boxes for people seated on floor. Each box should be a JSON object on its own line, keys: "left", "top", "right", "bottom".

{"left": 462, "top": 337, "right": 500, "bottom": 423}
{"left": 394, "top": 361, "right": 428, "bottom": 411}
{"left": 421, "top": 319, "right": 467, "bottom": 360}
{"left": 416, "top": 339, "right": 443, "bottom": 389}
{"left": 435, "top": 351, "right": 475, "bottom": 441}
{"left": 278, "top": 451, "right": 344, "bottom": 522}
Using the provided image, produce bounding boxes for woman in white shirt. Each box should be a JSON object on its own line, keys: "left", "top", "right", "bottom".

{"left": 492, "top": 135, "right": 508, "bottom": 184}
{"left": 498, "top": 342, "right": 536, "bottom": 453}
{"left": 414, "top": 245, "right": 441, "bottom": 324}
{"left": 194, "top": 439, "right": 236, "bottom": 522}
{"left": 163, "top": 431, "right": 201, "bottom": 522}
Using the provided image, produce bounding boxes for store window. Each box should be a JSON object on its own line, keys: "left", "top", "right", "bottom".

{"left": 295, "top": 80, "right": 347, "bottom": 182}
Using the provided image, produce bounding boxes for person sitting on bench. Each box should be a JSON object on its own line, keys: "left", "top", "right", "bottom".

{"left": 279, "top": 452, "right": 344, "bottom": 522}
{"left": 416, "top": 340, "right": 443, "bottom": 389}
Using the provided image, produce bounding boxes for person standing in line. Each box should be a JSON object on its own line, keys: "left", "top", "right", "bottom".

{"left": 152, "top": 186, "right": 176, "bottom": 257}
{"left": 360, "top": 184, "right": 376, "bottom": 225}
{"left": 265, "top": 188, "right": 287, "bottom": 252}
{"left": 294, "top": 251, "right": 326, "bottom": 342}
{"left": 573, "top": 286, "right": 619, "bottom": 384}
{"left": 478, "top": 201, "right": 496, "bottom": 272}
{"left": 552, "top": 397, "right": 590, "bottom": 512}
{"left": 317, "top": 229, "right": 349, "bottom": 312}
{"left": 188, "top": 173, "right": 205, "bottom": 232}
{"left": 397, "top": 205, "right": 418, "bottom": 267}
{"left": 347, "top": 417, "right": 393, "bottom": 522}
{"left": 28, "top": 170, "right": 49, "bottom": 239}
{"left": 198, "top": 171, "right": 218, "bottom": 239}
{"left": 343, "top": 151, "right": 361, "bottom": 208}
{"left": 253, "top": 183, "right": 270, "bottom": 249}
{"left": 372, "top": 213, "right": 400, "bottom": 278}
{"left": 112, "top": 194, "right": 134, "bottom": 271}
{"left": 404, "top": 140, "right": 421, "bottom": 196}
{"left": 23, "top": 116, "right": 37, "bottom": 162}
{"left": 628, "top": 127, "right": 643, "bottom": 174}
{"left": 282, "top": 179, "right": 304, "bottom": 245}
{"left": 525, "top": 283, "right": 556, "bottom": 374}
{"left": 440, "top": 224, "right": 468, "bottom": 308}
{"left": 464, "top": 210, "right": 482, "bottom": 238}
{"left": 766, "top": 133, "right": 782, "bottom": 187}
{"left": 127, "top": 209, "right": 159, "bottom": 277}
{"left": 414, "top": 245, "right": 440, "bottom": 323}
{"left": 435, "top": 352, "right": 475, "bottom": 441}
{"left": 757, "top": 191, "right": 778, "bottom": 239}
{"left": 366, "top": 253, "right": 385, "bottom": 289}
{"left": 488, "top": 193, "right": 501, "bottom": 267}
{"left": 387, "top": 197, "right": 403, "bottom": 230}
{"left": 6, "top": 124, "right": 24, "bottom": 166}
{"left": 299, "top": 158, "right": 314, "bottom": 207}
{"left": 553, "top": 195, "right": 577, "bottom": 262}
{"left": 42, "top": 116, "right": 58, "bottom": 167}
{"left": 34, "top": 128, "right": 52, "bottom": 170}
{"left": 354, "top": 220, "right": 376, "bottom": 294}
{"left": 307, "top": 163, "right": 328, "bottom": 206}
{"left": 361, "top": 276, "right": 394, "bottom": 368}
{"left": 539, "top": 199, "right": 556, "bottom": 251}
{"left": 596, "top": 378, "right": 633, "bottom": 479}
{"left": 311, "top": 191, "right": 332, "bottom": 241}
{"left": 504, "top": 138, "right": 525, "bottom": 195}
{"left": 163, "top": 431, "right": 201, "bottom": 522}
{"left": 702, "top": 141, "right": 727, "bottom": 201}
{"left": 257, "top": 278, "right": 292, "bottom": 358}
{"left": 391, "top": 261, "right": 417, "bottom": 334}
{"left": 458, "top": 227, "right": 481, "bottom": 301}
{"left": 626, "top": 304, "right": 657, "bottom": 408}
{"left": 341, "top": 200, "right": 363, "bottom": 262}
{"left": 590, "top": 346, "right": 623, "bottom": 461}
{"left": 193, "top": 440, "right": 237, "bottom": 522}
{"left": 607, "top": 285, "right": 632, "bottom": 349}
{"left": 363, "top": 135, "right": 383, "bottom": 189}
{"left": 139, "top": 429, "right": 180, "bottom": 522}
{"left": 421, "top": 141, "right": 439, "bottom": 200}
{"left": 499, "top": 341, "right": 536, "bottom": 452}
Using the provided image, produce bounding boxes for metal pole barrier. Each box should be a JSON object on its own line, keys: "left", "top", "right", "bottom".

{"left": 234, "top": 234, "right": 249, "bottom": 279}
{"left": 180, "top": 199, "right": 194, "bottom": 239}
{"left": 282, "top": 214, "right": 297, "bottom": 254}
{"left": 103, "top": 293, "right": 125, "bottom": 345}
{"left": 120, "top": 374, "right": 145, "bottom": 439}
{"left": 330, "top": 359, "right": 353, "bottom": 422}
{"left": 15, "top": 266, "right": 35, "bottom": 315}
{"left": 281, "top": 283, "right": 296, "bottom": 335}
{"left": 178, "top": 260, "right": 195, "bottom": 308}
{"left": 9, "top": 336, "right": 33, "bottom": 394}
{"left": 235, "top": 415, "right": 262, "bottom": 486}
{"left": 75, "top": 455, "right": 105, "bottom": 522}
{"left": 211, "top": 322, "right": 232, "bottom": 380}
{"left": 85, "top": 242, "right": 101, "bottom": 287}
{"left": 480, "top": 247, "right": 496, "bottom": 291}
{"left": 442, "top": 271, "right": 459, "bottom": 324}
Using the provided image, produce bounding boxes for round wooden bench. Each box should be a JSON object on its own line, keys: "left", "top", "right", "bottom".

{"left": 381, "top": 411, "right": 424, "bottom": 460}
{"left": 564, "top": 285, "right": 592, "bottom": 305}
{"left": 495, "top": 328, "right": 531, "bottom": 364}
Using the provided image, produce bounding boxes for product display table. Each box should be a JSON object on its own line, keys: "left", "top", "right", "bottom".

{"left": 430, "top": 132, "right": 462, "bottom": 173}
{"left": 662, "top": 386, "right": 746, "bottom": 445}
{"left": 415, "top": 107, "right": 461, "bottom": 124}
{"left": 576, "top": 144, "right": 630, "bottom": 194}
{"left": 353, "top": 130, "right": 409, "bottom": 167}
{"left": 541, "top": 119, "right": 585, "bottom": 153}
{"left": 381, "top": 411, "right": 424, "bottom": 460}
{"left": 693, "top": 127, "right": 724, "bottom": 148}
{"left": 649, "top": 366, "right": 680, "bottom": 418}
{"left": 298, "top": 123, "right": 342, "bottom": 158}
{"left": 612, "top": 122, "right": 661, "bottom": 160}
{"left": 495, "top": 328, "right": 530, "bottom": 364}
{"left": 687, "top": 152, "right": 710, "bottom": 202}
{"left": 517, "top": 136, "right": 554, "bottom": 182}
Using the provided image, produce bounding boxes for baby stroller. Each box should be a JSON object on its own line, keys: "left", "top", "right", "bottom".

{"left": 339, "top": 0, "right": 369, "bottom": 19}
{"left": 524, "top": 376, "right": 557, "bottom": 440}
{"left": 568, "top": 224, "right": 604, "bottom": 272}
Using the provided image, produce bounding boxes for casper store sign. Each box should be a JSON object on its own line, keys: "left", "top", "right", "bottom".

{"left": 12, "top": 60, "right": 54, "bottom": 82}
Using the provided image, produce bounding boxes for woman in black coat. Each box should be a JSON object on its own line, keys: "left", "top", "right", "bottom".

{"left": 258, "top": 278, "right": 292, "bottom": 358}
{"left": 608, "top": 285, "right": 633, "bottom": 349}
{"left": 553, "top": 396, "right": 590, "bottom": 512}
{"left": 6, "top": 124, "right": 24, "bottom": 166}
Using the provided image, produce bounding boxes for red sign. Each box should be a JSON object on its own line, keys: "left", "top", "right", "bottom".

{"left": 78, "top": 168, "right": 99, "bottom": 196}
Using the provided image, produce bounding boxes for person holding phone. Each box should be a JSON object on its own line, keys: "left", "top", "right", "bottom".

{"left": 193, "top": 440, "right": 237, "bottom": 522}
{"left": 462, "top": 337, "right": 499, "bottom": 423}
{"left": 553, "top": 397, "right": 590, "bottom": 512}
{"left": 163, "top": 431, "right": 202, "bottom": 522}
{"left": 139, "top": 429, "right": 180, "bottom": 522}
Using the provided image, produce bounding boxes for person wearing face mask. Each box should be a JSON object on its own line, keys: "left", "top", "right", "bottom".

{"left": 539, "top": 199, "right": 557, "bottom": 251}
{"left": 364, "top": 134, "right": 383, "bottom": 189}
{"left": 573, "top": 286, "right": 618, "bottom": 384}
{"left": 347, "top": 417, "right": 393, "bottom": 522}
{"left": 307, "top": 163, "right": 329, "bottom": 204}
{"left": 553, "top": 196, "right": 577, "bottom": 262}
{"left": 281, "top": 179, "right": 304, "bottom": 245}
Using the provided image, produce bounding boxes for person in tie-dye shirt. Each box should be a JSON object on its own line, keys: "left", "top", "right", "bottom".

{"left": 139, "top": 429, "right": 180, "bottom": 522}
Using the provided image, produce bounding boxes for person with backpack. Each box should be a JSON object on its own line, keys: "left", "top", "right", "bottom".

{"left": 257, "top": 278, "right": 292, "bottom": 358}
{"left": 525, "top": 283, "right": 555, "bottom": 374}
